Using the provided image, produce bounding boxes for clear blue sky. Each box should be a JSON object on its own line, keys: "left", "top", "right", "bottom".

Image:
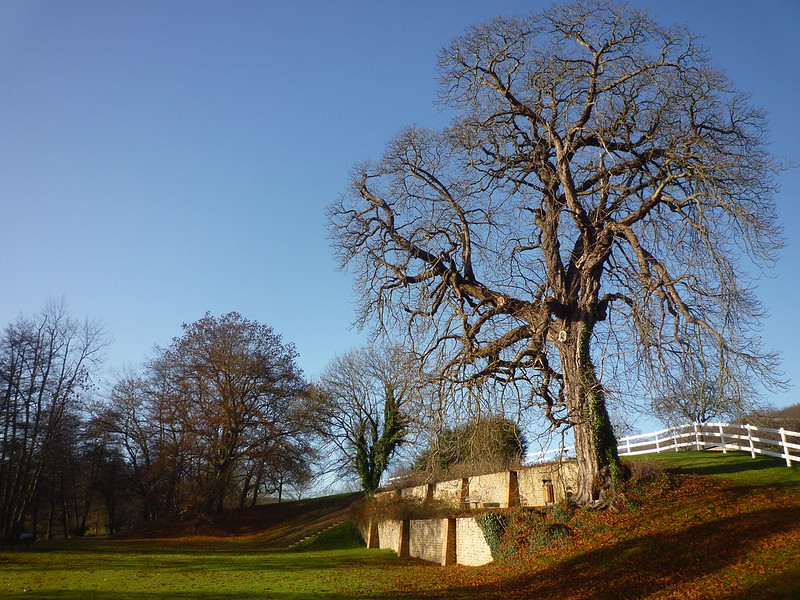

{"left": 1, "top": 1, "right": 798, "bottom": 421}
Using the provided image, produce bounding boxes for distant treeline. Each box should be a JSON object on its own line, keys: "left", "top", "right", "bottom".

{"left": 0, "top": 306, "right": 316, "bottom": 541}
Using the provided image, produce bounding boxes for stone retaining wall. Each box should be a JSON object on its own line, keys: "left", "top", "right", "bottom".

{"left": 432, "top": 478, "right": 462, "bottom": 503}
{"left": 380, "top": 462, "right": 577, "bottom": 509}
{"left": 372, "top": 516, "right": 490, "bottom": 566}
{"left": 455, "top": 518, "right": 494, "bottom": 566}
{"left": 376, "top": 519, "right": 403, "bottom": 555}
{"left": 399, "top": 484, "right": 429, "bottom": 501}
{"left": 409, "top": 519, "right": 449, "bottom": 564}
{"left": 517, "top": 462, "right": 577, "bottom": 506}
{"left": 467, "top": 471, "right": 512, "bottom": 507}
{"left": 367, "top": 462, "right": 577, "bottom": 566}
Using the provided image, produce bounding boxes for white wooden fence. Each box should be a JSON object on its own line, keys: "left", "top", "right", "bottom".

{"left": 525, "top": 422, "right": 800, "bottom": 467}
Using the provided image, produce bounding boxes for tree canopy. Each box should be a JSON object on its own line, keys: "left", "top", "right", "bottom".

{"left": 107, "top": 312, "right": 308, "bottom": 517}
{"left": 412, "top": 416, "right": 527, "bottom": 478}
{"left": 329, "top": 1, "right": 784, "bottom": 504}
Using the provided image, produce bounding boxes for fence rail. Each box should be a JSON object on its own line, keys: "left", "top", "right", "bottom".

{"left": 524, "top": 422, "right": 800, "bottom": 467}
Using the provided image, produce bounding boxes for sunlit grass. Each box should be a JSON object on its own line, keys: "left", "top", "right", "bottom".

{"left": 1, "top": 451, "right": 798, "bottom": 600}
{"left": 0, "top": 541, "right": 409, "bottom": 600}
{"left": 625, "top": 450, "right": 800, "bottom": 490}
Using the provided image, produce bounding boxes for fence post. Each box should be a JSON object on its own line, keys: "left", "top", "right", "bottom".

{"left": 718, "top": 423, "right": 727, "bottom": 454}
{"left": 673, "top": 426, "right": 679, "bottom": 452}
{"left": 746, "top": 424, "right": 756, "bottom": 459}
{"left": 625, "top": 436, "right": 631, "bottom": 455}
{"left": 694, "top": 422, "right": 702, "bottom": 451}
{"left": 780, "top": 428, "right": 792, "bottom": 467}
{"left": 655, "top": 431, "right": 661, "bottom": 453}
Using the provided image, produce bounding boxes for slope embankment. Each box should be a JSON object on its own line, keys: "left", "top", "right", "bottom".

{"left": 115, "top": 492, "right": 362, "bottom": 547}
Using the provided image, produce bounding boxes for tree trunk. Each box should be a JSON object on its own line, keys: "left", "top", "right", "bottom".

{"left": 238, "top": 473, "right": 252, "bottom": 509}
{"left": 201, "top": 457, "right": 232, "bottom": 516}
{"left": 250, "top": 485, "right": 259, "bottom": 507}
{"left": 560, "top": 320, "right": 622, "bottom": 506}
{"left": 47, "top": 493, "right": 55, "bottom": 540}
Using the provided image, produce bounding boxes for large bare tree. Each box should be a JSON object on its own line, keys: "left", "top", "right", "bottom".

{"left": 329, "top": 1, "right": 784, "bottom": 504}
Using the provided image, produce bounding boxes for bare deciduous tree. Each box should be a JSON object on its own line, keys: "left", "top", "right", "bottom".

{"left": 106, "top": 313, "right": 308, "bottom": 517}
{"left": 311, "top": 345, "right": 415, "bottom": 493}
{"left": 0, "top": 300, "right": 107, "bottom": 538}
{"left": 650, "top": 364, "right": 765, "bottom": 427}
{"left": 329, "top": 1, "right": 784, "bottom": 504}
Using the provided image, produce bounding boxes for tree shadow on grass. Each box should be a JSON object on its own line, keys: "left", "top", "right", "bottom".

{"left": 5, "top": 501, "right": 798, "bottom": 600}
{"left": 720, "top": 569, "right": 800, "bottom": 600}
{"left": 441, "top": 505, "right": 800, "bottom": 600}
{"left": 649, "top": 453, "right": 800, "bottom": 490}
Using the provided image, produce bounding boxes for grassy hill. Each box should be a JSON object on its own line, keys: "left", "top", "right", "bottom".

{"left": 416, "top": 452, "right": 800, "bottom": 599}
{"left": 115, "top": 492, "right": 363, "bottom": 547}
{"left": 1, "top": 451, "right": 798, "bottom": 599}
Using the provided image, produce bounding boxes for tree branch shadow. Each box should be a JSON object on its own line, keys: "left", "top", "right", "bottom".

{"left": 445, "top": 505, "right": 800, "bottom": 599}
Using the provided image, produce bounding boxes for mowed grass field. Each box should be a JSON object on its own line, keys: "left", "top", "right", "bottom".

{"left": 2, "top": 451, "right": 799, "bottom": 600}
{"left": 0, "top": 536, "right": 409, "bottom": 599}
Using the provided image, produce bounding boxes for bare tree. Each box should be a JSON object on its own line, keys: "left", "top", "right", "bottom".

{"left": 329, "top": 1, "right": 784, "bottom": 504}
{"left": 0, "top": 300, "right": 107, "bottom": 538}
{"left": 157, "top": 313, "right": 307, "bottom": 515}
{"left": 651, "top": 365, "right": 763, "bottom": 427}
{"left": 311, "top": 345, "right": 414, "bottom": 493}
{"left": 261, "top": 437, "right": 315, "bottom": 503}
{"left": 104, "top": 367, "right": 192, "bottom": 520}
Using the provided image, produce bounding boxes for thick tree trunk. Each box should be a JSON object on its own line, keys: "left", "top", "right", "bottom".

{"left": 560, "top": 320, "right": 622, "bottom": 506}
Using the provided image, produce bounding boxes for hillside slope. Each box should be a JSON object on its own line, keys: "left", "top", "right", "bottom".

{"left": 116, "top": 493, "right": 362, "bottom": 547}
{"left": 5, "top": 453, "right": 798, "bottom": 599}
{"left": 387, "top": 453, "right": 800, "bottom": 599}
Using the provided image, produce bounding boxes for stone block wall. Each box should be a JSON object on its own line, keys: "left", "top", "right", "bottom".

{"left": 377, "top": 519, "right": 403, "bottom": 555}
{"left": 517, "top": 462, "right": 578, "bottom": 506}
{"left": 399, "top": 484, "right": 429, "bottom": 501}
{"left": 455, "top": 518, "right": 493, "bottom": 566}
{"left": 365, "top": 461, "right": 578, "bottom": 566}
{"left": 467, "top": 472, "right": 511, "bottom": 507}
{"left": 374, "top": 516, "right": 490, "bottom": 566}
{"left": 409, "top": 519, "right": 448, "bottom": 564}
{"left": 432, "top": 478, "right": 462, "bottom": 503}
{"left": 382, "top": 462, "right": 578, "bottom": 510}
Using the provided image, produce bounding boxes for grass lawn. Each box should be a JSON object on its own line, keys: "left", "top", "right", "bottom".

{"left": 624, "top": 449, "right": 800, "bottom": 490}
{"left": 1, "top": 451, "right": 799, "bottom": 600}
{"left": 0, "top": 534, "right": 423, "bottom": 600}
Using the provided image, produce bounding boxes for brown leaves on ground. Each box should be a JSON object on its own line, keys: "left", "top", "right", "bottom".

{"left": 109, "top": 475, "right": 800, "bottom": 599}
{"left": 115, "top": 493, "right": 361, "bottom": 547}
{"left": 389, "top": 475, "right": 800, "bottom": 600}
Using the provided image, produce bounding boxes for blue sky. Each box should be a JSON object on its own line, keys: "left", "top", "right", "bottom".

{"left": 1, "top": 0, "right": 798, "bottom": 425}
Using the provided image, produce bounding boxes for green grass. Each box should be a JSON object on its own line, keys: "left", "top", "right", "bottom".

{"left": 291, "top": 522, "right": 365, "bottom": 552}
{"left": 624, "top": 450, "right": 800, "bottom": 490}
{"left": 1, "top": 451, "right": 798, "bottom": 600}
{"left": 0, "top": 540, "right": 413, "bottom": 600}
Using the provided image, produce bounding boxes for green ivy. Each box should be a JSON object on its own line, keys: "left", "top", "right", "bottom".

{"left": 527, "top": 522, "right": 571, "bottom": 551}
{"left": 475, "top": 512, "right": 509, "bottom": 560}
{"left": 578, "top": 323, "right": 623, "bottom": 486}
